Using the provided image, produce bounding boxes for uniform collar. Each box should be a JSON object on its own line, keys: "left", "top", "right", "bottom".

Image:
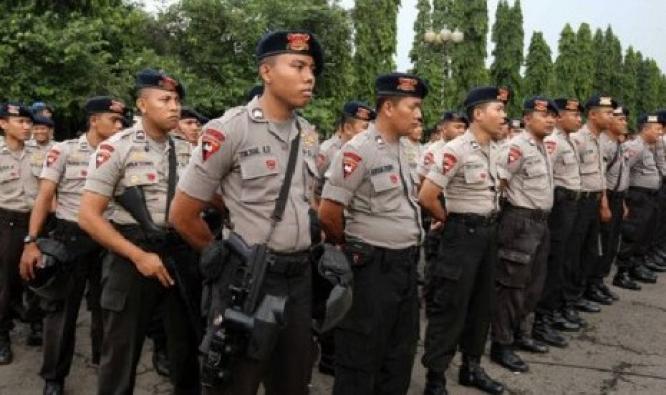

{"left": 78, "top": 133, "right": 90, "bottom": 150}
{"left": 520, "top": 129, "right": 538, "bottom": 146}
{"left": 463, "top": 129, "right": 483, "bottom": 151}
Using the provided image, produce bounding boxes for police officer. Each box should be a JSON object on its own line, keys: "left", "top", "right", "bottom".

{"left": 19, "top": 96, "right": 125, "bottom": 394}
{"left": 569, "top": 95, "right": 617, "bottom": 314}
{"left": 78, "top": 69, "right": 200, "bottom": 394}
{"left": 317, "top": 101, "right": 375, "bottom": 177}
{"left": 30, "top": 115, "right": 55, "bottom": 149}
{"left": 643, "top": 110, "right": 666, "bottom": 270}
{"left": 318, "top": 72, "right": 424, "bottom": 395}
{"left": 615, "top": 114, "right": 664, "bottom": 285}
{"left": 594, "top": 106, "right": 632, "bottom": 293}
{"left": 31, "top": 101, "right": 55, "bottom": 119}
{"left": 417, "top": 112, "right": 468, "bottom": 182}
{"left": 535, "top": 98, "right": 585, "bottom": 338}
{"left": 0, "top": 103, "right": 38, "bottom": 364}
{"left": 177, "top": 107, "right": 209, "bottom": 146}
{"left": 404, "top": 116, "right": 425, "bottom": 170}
{"left": 418, "top": 86, "right": 508, "bottom": 395}
{"left": 490, "top": 97, "right": 557, "bottom": 373}
{"left": 169, "top": 30, "right": 323, "bottom": 395}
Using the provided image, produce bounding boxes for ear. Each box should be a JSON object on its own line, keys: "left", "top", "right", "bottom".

{"left": 0, "top": 119, "right": 7, "bottom": 130}
{"left": 135, "top": 96, "right": 147, "bottom": 115}
{"left": 259, "top": 62, "right": 272, "bottom": 85}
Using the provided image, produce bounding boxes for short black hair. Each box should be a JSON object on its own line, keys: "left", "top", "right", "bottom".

{"left": 466, "top": 102, "right": 492, "bottom": 123}
{"left": 375, "top": 96, "right": 402, "bottom": 113}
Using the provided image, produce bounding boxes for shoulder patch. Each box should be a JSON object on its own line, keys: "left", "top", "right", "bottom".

{"left": 201, "top": 127, "right": 225, "bottom": 161}
{"left": 96, "top": 144, "right": 114, "bottom": 168}
{"left": 442, "top": 153, "right": 457, "bottom": 174}
{"left": 342, "top": 151, "right": 362, "bottom": 178}
{"left": 508, "top": 145, "right": 523, "bottom": 164}
{"left": 545, "top": 140, "right": 557, "bottom": 155}
{"left": 45, "top": 147, "right": 61, "bottom": 167}
{"left": 423, "top": 151, "right": 434, "bottom": 166}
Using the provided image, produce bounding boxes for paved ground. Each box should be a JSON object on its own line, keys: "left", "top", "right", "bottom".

{"left": 2, "top": 271, "right": 666, "bottom": 395}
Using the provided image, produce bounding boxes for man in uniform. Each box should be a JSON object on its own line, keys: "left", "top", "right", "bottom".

{"left": 19, "top": 96, "right": 125, "bottom": 394}
{"left": 490, "top": 97, "right": 557, "bottom": 373}
{"left": 418, "top": 86, "right": 508, "bottom": 395}
{"left": 615, "top": 114, "right": 664, "bottom": 285}
{"left": 417, "top": 112, "right": 468, "bottom": 182}
{"left": 0, "top": 103, "right": 38, "bottom": 364}
{"left": 404, "top": 116, "right": 425, "bottom": 170}
{"left": 534, "top": 98, "right": 584, "bottom": 341}
{"left": 169, "top": 30, "right": 323, "bottom": 395}
{"left": 595, "top": 106, "right": 633, "bottom": 292}
{"left": 318, "top": 72, "right": 425, "bottom": 395}
{"left": 78, "top": 69, "right": 200, "bottom": 394}
{"left": 31, "top": 102, "right": 54, "bottom": 119}
{"left": 569, "top": 95, "right": 617, "bottom": 314}
{"left": 177, "top": 107, "right": 208, "bottom": 146}
{"left": 317, "top": 101, "right": 375, "bottom": 177}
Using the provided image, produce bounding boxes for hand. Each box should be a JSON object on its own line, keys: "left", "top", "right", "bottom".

{"left": 19, "top": 243, "right": 42, "bottom": 281}
{"left": 430, "top": 220, "right": 444, "bottom": 230}
{"left": 133, "top": 252, "right": 174, "bottom": 287}
{"left": 599, "top": 205, "right": 612, "bottom": 223}
{"left": 623, "top": 201, "right": 629, "bottom": 220}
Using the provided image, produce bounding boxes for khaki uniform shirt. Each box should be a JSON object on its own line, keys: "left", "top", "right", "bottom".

{"left": 623, "top": 136, "right": 661, "bottom": 190}
{"left": 322, "top": 124, "right": 423, "bottom": 249}
{"left": 544, "top": 128, "right": 581, "bottom": 191}
{"left": 0, "top": 141, "right": 40, "bottom": 212}
{"left": 500, "top": 130, "right": 554, "bottom": 210}
{"left": 600, "top": 132, "right": 630, "bottom": 192}
{"left": 177, "top": 97, "right": 320, "bottom": 253}
{"left": 403, "top": 138, "right": 424, "bottom": 171}
{"left": 426, "top": 130, "right": 500, "bottom": 215}
{"left": 84, "top": 122, "right": 191, "bottom": 227}
{"left": 417, "top": 139, "right": 446, "bottom": 178}
{"left": 654, "top": 136, "right": 666, "bottom": 177}
{"left": 318, "top": 134, "right": 343, "bottom": 179}
{"left": 571, "top": 125, "right": 606, "bottom": 192}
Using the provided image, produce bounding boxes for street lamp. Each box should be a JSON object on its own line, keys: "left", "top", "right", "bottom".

{"left": 423, "top": 26, "right": 464, "bottom": 101}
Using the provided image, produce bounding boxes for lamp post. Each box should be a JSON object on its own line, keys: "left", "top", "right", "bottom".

{"left": 423, "top": 26, "right": 464, "bottom": 103}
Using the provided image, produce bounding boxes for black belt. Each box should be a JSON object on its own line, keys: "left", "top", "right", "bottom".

{"left": 0, "top": 207, "right": 30, "bottom": 227}
{"left": 554, "top": 187, "right": 581, "bottom": 201}
{"left": 606, "top": 189, "right": 627, "bottom": 199}
{"left": 266, "top": 250, "right": 311, "bottom": 276}
{"left": 630, "top": 186, "right": 659, "bottom": 196}
{"left": 447, "top": 212, "right": 499, "bottom": 227}
{"left": 504, "top": 205, "right": 550, "bottom": 221}
{"left": 580, "top": 191, "right": 602, "bottom": 200}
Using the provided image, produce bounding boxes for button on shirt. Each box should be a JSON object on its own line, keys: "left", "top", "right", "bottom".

{"left": 544, "top": 128, "right": 581, "bottom": 191}
{"left": 499, "top": 130, "right": 554, "bottom": 210}
{"left": 426, "top": 130, "right": 500, "bottom": 215}
{"left": 177, "top": 97, "right": 320, "bottom": 253}
{"left": 322, "top": 124, "right": 423, "bottom": 249}
{"left": 571, "top": 125, "right": 606, "bottom": 192}
{"left": 623, "top": 136, "right": 661, "bottom": 190}
{"left": 0, "top": 142, "right": 40, "bottom": 212}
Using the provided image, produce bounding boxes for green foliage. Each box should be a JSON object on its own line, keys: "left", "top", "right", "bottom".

{"left": 490, "top": 0, "right": 523, "bottom": 116}
{"left": 636, "top": 57, "right": 661, "bottom": 116}
{"left": 523, "top": 32, "right": 553, "bottom": 97}
{"left": 621, "top": 46, "right": 641, "bottom": 121}
{"left": 553, "top": 23, "right": 577, "bottom": 98}
{"left": 573, "top": 23, "right": 594, "bottom": 100}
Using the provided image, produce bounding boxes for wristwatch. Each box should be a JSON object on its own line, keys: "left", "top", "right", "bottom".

{"left": 23, "top": 235, "right": 38, "bottom": 244}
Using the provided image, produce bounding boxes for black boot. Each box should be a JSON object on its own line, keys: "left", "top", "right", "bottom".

{"left": 573, "top": 298, "right": 601, "bottom": 313}
{"left": 584, "top": 286, "right": 612, "bottom": 305}
{"left": 424, "top": 370, "right": 447, "bottom": 395}
{"left": 532, "top": 314, "right": 568, "bottom": 348}
{"left": 596, "top": 282, "right": 619, "bottom": 301}
{"left": 490, "top": 342, "right": 528, "bottom": 372}
{"left": 562, "top": 306, "right": 586, "bottom": 327}
{"left": 152, "top": 340, "right": 170, "bottom": 377}
{"left": 513, "top": 334, "right": 548, "bottom": 353}
{"left": 459, "top": 355, "right": 505, "bottom": 394}
{"left": 43, "top": 380, "right": 64, "bottom": 395}
{"left": 613, "top": 270, "right": 641, "bottom": 290}
{"left": 643, "top": 259, "right": 666, "bottom": 273}
{"left": 551, "top": 310, "right": 581, "bottom": 332}
{"left": 27, "top": 321, "right": 43, "bottom": 346}
{"left": 0, "top": 334, "right": 12, "bottom": 365}
{"left": 630, "top": 265, "right": 657, "bottom": 283}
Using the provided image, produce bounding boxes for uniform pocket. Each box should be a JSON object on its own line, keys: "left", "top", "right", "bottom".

{"left": 523, "top": 165, "right": 548, "bottom": 189}
{"left": 239, "top": 155, "right": 280, "bottom": 203}
{"left": 370, "top": 172, "right": 401, "bottom": 212}
{"left": 463, "top": 163, "right": 487, "bottom": 184}
{"left": 496, "top": 216, "right": 539, "bottom": 288}
{"left": 64, "top": 165, "right": 87, "bottom": 180}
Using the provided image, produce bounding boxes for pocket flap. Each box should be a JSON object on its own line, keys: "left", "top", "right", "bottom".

{"left": 498, "top": 248, "right": 531, "bottom": 264}
{"left": 100, "top": 288, "right": 127, "bottom": 312}
{"left": 240, "top": 156, "right": 279, "bottom": 180}
{"left": 370, "top": 172, "right": 400, "bottom": 193}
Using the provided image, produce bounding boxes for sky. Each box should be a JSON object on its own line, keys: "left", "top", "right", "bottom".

{"left": 144, "top": 0, "right": 666, "bottom": 72}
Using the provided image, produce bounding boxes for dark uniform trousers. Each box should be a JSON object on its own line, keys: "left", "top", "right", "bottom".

{"left": 0, "top": 208, "right": 30, "bottom": 338}
{"left": 41, "top": 219, "right": 103, "bottom": 382}
{"left": 648, "top": 181, "right": 666, "bottom": 253}
{"left": 334, "top": 243, "right": 419, "bottom": 395}
{"left": 593, "top": 190, "right": 626, "bottom": 281}
{"left": 98, "top": 227, "right": 200, "bottom": 395}
{"left": 618, "top": 188, "right": 659, "bottom": 266}
{"left": 537, "top": 188, "right": 580, "bottom": 314}
{"left": 492, "top": 206, "right": 549, "bottom": 344}
{"left": 422, "top": 214, "right": 497, "bottom": 372}
{"left": 565, "top": 193, "right": 601, "bottom": 302}
{"left": 203, "top": 252, "right": 312, "bottom": 395}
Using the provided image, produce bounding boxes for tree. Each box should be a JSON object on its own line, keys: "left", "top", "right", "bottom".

{"left": 490, "top": 0, "right": 523, "bottom": 115}
{"left": 352, "top": 0, "right": 399, "bottom": 102}
{"left": 592, "top": 28, "right": 608, "bottom": 93}
{"left": 621, "top": 46, "right": 641, "bottom": 121}
{"left": 636, "top": 57, "right": 661, "bottom": 116}
{"left": 574, "top": 23, "right": 594, "bottom": 100}
{"left": 523, "top": 32, "right": 553, "bottom": 97}
{"left": 410, "top": 0, "right": 441, "bottom": 125}
{"left": 448, "top": 0, "right": 489, "bottom": 108}
{"left": 553, "top": 23, "right": 577, "bottom": 97}
{"left": 604, "top": 27, "right": 624, "bottom": 98}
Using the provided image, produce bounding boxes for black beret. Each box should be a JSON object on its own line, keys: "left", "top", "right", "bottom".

{"left": 463, "top": 86, "right": 510, "bottom": 110}
{"left": 375, "top": 72, "right": 428, "bottom": 99}
{"left": 553, "top": 97, "right": 583, "bottom": 113}
{"left": 30, "top": 101, "right": 54, "bottom": 115}
{"left": 180, "top": 107, "right": 209, "bottom": 124}
{"left": 245, "top": 85, "right": 264, "bottom": 102}
{"left": 0, "top": 102, "right": 33, "bottom": 119}
{"left": 613, "top": 105, "right": 629, "bottom": 117}
{"left": 509, "top": 118, "right": 524, "bottom": 129}
{"left": 657, "top": 109, "right": 666, "bottom": 125}
{"left": 440, "top": 111, "right": 469, "bottom": 126}
{"left": 342, "top": 101, "right": 376, "bottom": 121}
{"left": 256, "top": 30, "right": 324, "bottom": 76}
{"left": 135, "top": 68, "right": 185, "bottom": 98}
{"left": 638, "top": 113, "right": 662, "bottom": 125}
{"left": 84, "top": 96, "right": 126, "bottom": 116}
{"left": 523, "top": 96, "right": 558, "bottom": 114}
{"left": 32, "top": 115, "right": 54, "bottom": 127}
{"left": 122, "top": 107, "right": 134, "bottom": 128}
{"left": 584, "top": 94, "right": 618, "bottom": 110}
